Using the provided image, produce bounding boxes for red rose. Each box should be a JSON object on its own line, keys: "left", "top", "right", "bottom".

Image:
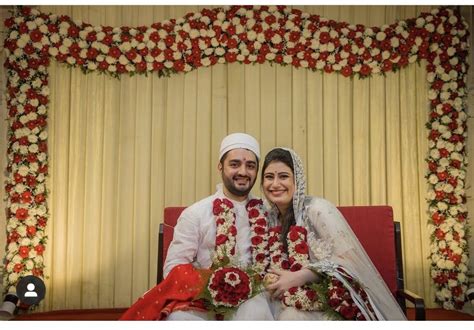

{"left": 319, "top": 32, "right": 330, "bottom": 44}
{"left": 223, "top": 199, "right": 233, "bottom": 209}
{"left": 38, "top": 217, "right": 47, "bottom": 227}
{"left": 19, "top": 246, "right": 30, "bottom": 258}
{"left": 435, "top": 229, "right": 445, "bottom": 240}
{"left": 340, "top": 305, "right": 357, "bottom": 319}
{"left": 432, "top": 212, "right": 445, "bottom": 225}
{"left": 29, "top": 29, "right": 43, "bottom": 43}
{"left": 341, "top": 65, "right": 353, "bottom": 77}
{"left": 288, "top": 286, "right": 298, "bottom": 295}
{"left": 294, "top": 242, "right": 309, "bottom": 254}
{"left": 14, "top": 263, "right": 24, "bottom": 273}
{"left": 108, "top": 47, "right": 121, "bottom": 59}
{"left": 255, "top": 253, "right": 265, "bottom": 262}
{"left": 251, "top": 236, "right": 263, "bottom": 245}
{"left": 68, "top": 25, "right": 80, "bottom": 38}
{"left": 248, "top": 208, "right": 259, "bottom": 218}
{"left": 20, "top": 191, "right": 32, "bottom": 203}
{"left": 216, "top": 234, "right": 228, "bottom": 245}
{"left": 213, "top": 199, "right": 223, "bottom": 215}
{"left": 439, "top": 148, "right": 449, "bottom": 158}
{"left": 229, "top": 225, "right": 237, "bottom": 236}
{"left": 305, "top": 289, "right": 317, "bottom": 301}
{"left": 450, "top": 254, "right": 461, "bottom": 265}
{"left": 290, "top": 263, "right": 302, "bottom": 272}
{"left": 288, "top": 229, "right": 300, "bottom": 242}
{"left": 254, "top": 226, "right": 265, "bottom": 235}
{"left": 272, "top": 255, "right": 280, "bottom": 263}
{"left": 359, "top": 64, "right": 371, "bottom": 76}
{"left": 437, "top": 171, "right": 448, "bottom": 181}
{"left": 16, "top": 208, "right": 29, "bottom": 220}
{"left": 32, "top": 268, "right": 43, "bottom": 277}
{"left": 35, "top": 244, "right": 45, "bottom": 255}
{"left": 281, "top": 260, "right": 290, "bottom": 270}
{"left": 268, "top": 236, "right": 278, "bottom": 245}
{"left": 35, "top": 194, "right": 45, "bottom": 203}
{"left": 256, "top": 218, "right": 266, "bottom": 227}
{"left": 328, "top": 298, "right": 340, "bottom": 308}
{"left": 27, "top": 226, "right": 36, "bottom": 237}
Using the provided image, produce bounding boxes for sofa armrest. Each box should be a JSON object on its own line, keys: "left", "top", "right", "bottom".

{"left": 396, "top": 289, "right": 426, "bottom": 320}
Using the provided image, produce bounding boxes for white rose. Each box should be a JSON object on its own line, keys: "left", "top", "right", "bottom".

{"left": 445, "top": 260, "right": 455, "bottom": 270}
{"left": 15, "top": 184, "right": 26, "bottom": 194}
{"left": 436, "top": 259, "right": 446, "bottom": 269}
{"left": 25, "top": 259, "right": 34, "bottom": 270}
{"left": 29, "top": 144, "right": 39, "bottom": 153}
{"left": 428, "top": 174, "right": 438, "bottom": 184}
{"left": 9, "top": 273, "right": 19, "bottom": 284}
{"left": 430, "top": 149, "right": 440, "bottom": 159}
{"left": 376, "top": 31, "right": 386, "bottom": 41}
{"left": 437, "top": 202, "right": 448, "bottom": 211}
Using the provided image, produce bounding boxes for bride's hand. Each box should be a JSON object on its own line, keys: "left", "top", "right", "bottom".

{"left": 266, "top": 268, "right": 318, "bottom": 300}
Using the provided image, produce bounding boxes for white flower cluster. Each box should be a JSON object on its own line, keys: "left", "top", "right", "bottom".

{"left": 282, "top": 286, "right": 322, "bottom": 311}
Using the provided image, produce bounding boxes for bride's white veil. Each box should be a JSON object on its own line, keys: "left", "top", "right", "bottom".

{"left": 262, "top": 147, "right": 406, "bottom": 320}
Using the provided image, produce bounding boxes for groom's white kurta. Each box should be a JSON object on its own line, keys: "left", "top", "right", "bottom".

{"left": 163, "top": 184, "right": 253, "bottom": 278}
{"left": 164, "top": 184, "right": 274, "bottom": 320}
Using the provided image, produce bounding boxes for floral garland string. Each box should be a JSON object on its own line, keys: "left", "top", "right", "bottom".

{"left": 269, "top": 225, "right": 373, "bottom": 320}
{"left": 2, "top": 5, "right": 470, "bottom": 309}
{"left": 269, "top": 225, "right": 322, "bottom": 312}
{"left": 207, "top": 198, "right": 268, "bottom": 311}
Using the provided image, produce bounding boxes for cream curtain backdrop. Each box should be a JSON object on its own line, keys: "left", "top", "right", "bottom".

{"left": 2, "top": 5, "right": 473, "bottom": 311}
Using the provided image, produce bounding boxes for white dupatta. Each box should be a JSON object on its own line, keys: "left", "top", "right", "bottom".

{"left": 266, "top": 148, "right": 406, "bottom": 320}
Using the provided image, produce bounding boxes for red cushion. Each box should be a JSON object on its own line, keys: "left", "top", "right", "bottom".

{"left": 162, "top": 205, "right": 397, "bottom": 294}
{"left": 338, "top": 206, "right": 397, "bottom": 295}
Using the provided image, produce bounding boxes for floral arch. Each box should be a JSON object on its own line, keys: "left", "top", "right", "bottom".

{"left": 2, "top": 5, "right": 470, "bottom": 310}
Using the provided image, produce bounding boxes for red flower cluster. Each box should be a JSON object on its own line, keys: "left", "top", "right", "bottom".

{"left": 213, "top": 198, "right": 234, "bottom": 215}
{"left": 208, "top": 267, "right": 252, "bottom": 307}
{"left": 327, "top": 277, "right": 368, "bottom": 320}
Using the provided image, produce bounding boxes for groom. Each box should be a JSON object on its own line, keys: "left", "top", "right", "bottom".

{"left": 120, "top": 133, "right": 273, "bottom": 320}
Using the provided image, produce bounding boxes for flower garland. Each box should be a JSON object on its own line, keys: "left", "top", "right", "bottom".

{"left": 213, "top": 198, "right": 237, "bottom": 263}
{"left": 205, "top": 198, "right": 267, "bottom": 314}
{"left": 212, "top": 197, "right": 268, "bottom": 274}
{"left": 246, "top": 199, "right": 269, "bottom": 276}
{"left": 269, "top": 225, "right": 322, "bottom": 312}
{"left": 2, "top": 5, "right": 470, "bottom": 309}
{"left": 269, "top": 225, "right": 373, "bottom": 320}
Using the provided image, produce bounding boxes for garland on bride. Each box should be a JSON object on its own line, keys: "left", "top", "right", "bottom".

{"left": 2, "top": 5, "right": 469, "bottom": 310}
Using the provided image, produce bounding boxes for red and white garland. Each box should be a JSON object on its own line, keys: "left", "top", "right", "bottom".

{"left": 269, "top": 225, "right": 322, "bottom": 311}
{"left": 208, "top": 197, "right": 268, "bottom": 309}
{"left": 212, "top": 198, "right": 268, "bottom": 275}
{"left": 246, "top": 199, "right": 269, "bottom": 276}
{"left": 2, "top": 5, "right": 470, "bottom": 309}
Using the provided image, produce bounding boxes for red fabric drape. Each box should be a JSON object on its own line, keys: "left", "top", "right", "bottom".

{"left": 120, "top": 264, "right": 209, "bottom": 320}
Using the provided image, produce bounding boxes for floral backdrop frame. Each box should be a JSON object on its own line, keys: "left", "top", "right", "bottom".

{"left": 2, "top": 5, "right": 470, "bottom": 310}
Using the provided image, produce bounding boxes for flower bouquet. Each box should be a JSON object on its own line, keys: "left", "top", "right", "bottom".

{"left": 196, "top": 259, "right": 264, "bottom": 319}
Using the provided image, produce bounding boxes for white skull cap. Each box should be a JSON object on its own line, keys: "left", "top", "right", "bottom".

{"left": 219, "top": 133, "right": 260, "bottom": 161}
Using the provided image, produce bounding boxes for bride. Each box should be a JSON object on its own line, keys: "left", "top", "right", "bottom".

{"left": 260, "top": 147, "right": 407, "bottom": 320}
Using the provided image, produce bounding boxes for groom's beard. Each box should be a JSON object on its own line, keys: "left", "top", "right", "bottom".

{"left": 221, "top": 173, "right": 256, "bottom": 197}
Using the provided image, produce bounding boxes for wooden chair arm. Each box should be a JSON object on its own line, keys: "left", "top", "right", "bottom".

{"left": 396, "top": 289, "right": 426, "bottom": 320}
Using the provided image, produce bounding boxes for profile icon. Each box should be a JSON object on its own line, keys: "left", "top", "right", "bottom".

{"left": 16, "top": 275, "right": 45, "bottom": 306}
{"left": 24, "top": 283, "right": 38, "bottom": 298}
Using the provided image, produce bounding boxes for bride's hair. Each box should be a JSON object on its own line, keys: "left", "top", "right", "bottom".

{"left": 261, "top": 148, "right": 296, "bottom": 253}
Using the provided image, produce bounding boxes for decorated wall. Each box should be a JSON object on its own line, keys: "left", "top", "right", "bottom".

{"left": 0, "top": 5, "right": 472, "bottom": 312}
